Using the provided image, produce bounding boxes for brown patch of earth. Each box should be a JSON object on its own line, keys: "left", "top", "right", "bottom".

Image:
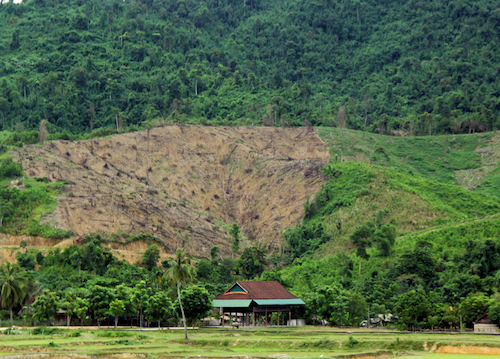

{"left": 12, "top": 126, "right": 329, "bottom": 258}
{"left": 436, "top": 345, "right": 500, "bottom": 355}
{"left": 0, "top": 233, "right": 171, "bottom": 265}
{"left": 455, "top": 133, "right": 500, "bottom": 190}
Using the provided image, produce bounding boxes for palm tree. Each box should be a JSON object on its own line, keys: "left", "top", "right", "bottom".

{"left": 0, "top": 263, "right": 28, "bottom": 326}
{"left": 165, "top": 248, "right": 195, "bottom": 340}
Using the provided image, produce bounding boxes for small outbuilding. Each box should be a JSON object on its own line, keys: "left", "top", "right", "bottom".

{"left": 212, "top": 281, "right": 305, "bottom": 327}
{"left": 473, "top": 314, "right": 500, "bottom": 333}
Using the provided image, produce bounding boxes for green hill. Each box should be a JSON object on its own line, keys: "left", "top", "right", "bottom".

{"left": 318, "top": 128, "right": 500, "bottom": 196}
{"left": 268, "top": 160, "right": 500, "bottom": 327}
{"left": 1, "top": 0, "right": 500, "bottom": 135}
{"left": 283, "top": 161, "right": 500, "bottom": 259}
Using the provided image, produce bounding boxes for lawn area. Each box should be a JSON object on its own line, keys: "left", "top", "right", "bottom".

{"left": 2, "top": 327, "right": 500, "bottom": 358}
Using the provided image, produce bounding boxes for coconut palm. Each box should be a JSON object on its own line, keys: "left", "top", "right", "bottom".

{"left": 0, "top": 263, "right": 28, "bottom": 326}
{"left": 165, "top": 248, "right": 195, "bottom": 340}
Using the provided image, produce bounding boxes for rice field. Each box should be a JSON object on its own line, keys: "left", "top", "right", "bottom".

{"left": 1, "top": 327, "right": 500, "bottom": 358}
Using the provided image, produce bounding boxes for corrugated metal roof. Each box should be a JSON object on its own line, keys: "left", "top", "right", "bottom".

{"left": 254, "top": 299, "right": 305, "bottom": 306}
{"left": 212, "top": 299, "right": 252, "bottom": 308}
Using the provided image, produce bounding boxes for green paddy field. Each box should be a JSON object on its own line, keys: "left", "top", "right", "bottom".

{"left": 1, "top": 327, "right": 500, "bottom": 358}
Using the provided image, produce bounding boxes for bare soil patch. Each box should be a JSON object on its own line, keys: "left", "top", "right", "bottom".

{"left": 13, "top": 126, "right": 329, "bottom": 258}
{"left": 436, "top": 345, "right": 500, "bottom": 355}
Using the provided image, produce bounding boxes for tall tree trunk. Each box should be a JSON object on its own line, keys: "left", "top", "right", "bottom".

{"left": 67, "top": 314, "right": 70, "bottom": 327}
{"left": 115, "top": 316, "right": 118, "bottom": 329}
{"left": 9, "top": 307, "right": 13, "bottom": 327}
{"left": 177, "top": 281, "right": 188, "bottom": 340}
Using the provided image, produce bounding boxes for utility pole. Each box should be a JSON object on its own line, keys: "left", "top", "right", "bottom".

{"left": 367, "top": 305, "right": 370, "bottom": 329}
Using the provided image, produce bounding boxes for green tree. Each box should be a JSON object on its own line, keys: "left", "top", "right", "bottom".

{"left": 394, "top": 290, "right": 430, "bottom": 329}
{"left": 109, "top": 299, "right": 126, "bottom": 329}
{"left": 165, "top": 248, "right": 196, "bottom": 340}
{"left": 142, "top": 244, "right": 160, "bottom": 271}
{"left": 459, "top": 292, "right": 492, "bottom": 328}
{"left": 145, "top": 290, "right": 173, "bottom": 328}
{"left": 488, "top": 293, "right": 500, "bottom": 326}
{"left": 210, "top": 245, "right": 220, "bottom": 261}
{"left": 87, "top": 285, "right": 115, "bottom": 328}
{"left": 0, "top": 199, "right": 14, "bottom": 227}
{"left": 16, "top": 250, "right": 37, "bottom": 270}
{"left": 0, "top": 263, "right": 28, "bottom": 326}
{"left": 238, "top": 244, "right": 267, "bottom": 279}
{"left": 350, "top": 222, "right": 374, "bottom": 260}
{"left": 115, "top": 284, "right": 135, "bottom": 323}
{"left": 59, "top": 289, "right": 78, "bottom": 326}
{"left": 310, "top": 285, "right": 349, "bottom": 326}
{"left": 133, "top": 280, "right": 152, "bottom": 330}
{"left": 32, "top": 289, "right": 59, "bottom": 325}
{"left": 74, "top": 296, "right": 90, "bottom": 328}
{"left": 373, "top": 224, "right": 396, "bottom": 257}
{"left": 346, "top": 291, "right": 367, "bottom": 327}
{"left": 229, "top": 222, "right": 241, "bottom": 256}
{"left": 178, "top": 285, "right": 211, "bottom": 326}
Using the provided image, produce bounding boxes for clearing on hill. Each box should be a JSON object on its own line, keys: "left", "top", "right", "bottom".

{"left": 12, "top": 126, "right": 329, "bottom": 258}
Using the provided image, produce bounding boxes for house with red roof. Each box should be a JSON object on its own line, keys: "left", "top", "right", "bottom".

{"left": 473, "top": 314, "right": 500, "bottom": 333}
{"left": 212, "top": 281, "right": 305, "bottom": 327}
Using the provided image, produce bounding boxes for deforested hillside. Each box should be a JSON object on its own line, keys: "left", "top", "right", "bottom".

{"left": 11, "top": 126, "right": 329, "bottom": 258}
{"left": 4, "top": 127, "right": 500, "bottom": 331}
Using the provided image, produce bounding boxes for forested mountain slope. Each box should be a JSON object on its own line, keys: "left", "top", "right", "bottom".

{"left": 1, "top": 0, "right": 500, "bottom": 135}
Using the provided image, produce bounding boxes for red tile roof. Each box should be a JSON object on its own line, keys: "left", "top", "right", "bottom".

{"left": 214, "top": 281, "right": 298, "bottom": 300}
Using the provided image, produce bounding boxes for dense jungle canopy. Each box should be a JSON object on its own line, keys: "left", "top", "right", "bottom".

{"left": 1, "top": 0, "right": 500, "bottom": 135}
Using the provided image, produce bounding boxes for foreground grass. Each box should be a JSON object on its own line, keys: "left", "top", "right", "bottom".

{"left": 2, "top": 327, "right": 500, "bottom": 358}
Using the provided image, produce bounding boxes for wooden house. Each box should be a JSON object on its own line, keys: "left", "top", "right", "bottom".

{"left": 212, "top": 281, "right": 305, "bottom": 327}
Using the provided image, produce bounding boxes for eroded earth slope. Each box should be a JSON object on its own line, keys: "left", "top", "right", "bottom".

{"left": 13, "top": 126, "right": 329, "bottom": 258}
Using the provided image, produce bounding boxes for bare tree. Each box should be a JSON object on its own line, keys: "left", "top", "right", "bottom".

{"left": 263, "top": 104, "right": 274, "bottom": 126}
{"left": 38, "top": 120, "right": 48, "bottom": 144}
{"left": 88, "top": 103, "right": 96, "bottom": 133}
{"left": 337, "top": 106, "right": 346, "bottom": 130}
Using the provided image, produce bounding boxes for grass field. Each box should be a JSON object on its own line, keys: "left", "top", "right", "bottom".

{"left": 2, "top": 327, "right": 500, "bottom": 358}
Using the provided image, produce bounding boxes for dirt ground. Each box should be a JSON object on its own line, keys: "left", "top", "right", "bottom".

{"left": 11, "top": 126, "right": 329, "bottom": 259}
